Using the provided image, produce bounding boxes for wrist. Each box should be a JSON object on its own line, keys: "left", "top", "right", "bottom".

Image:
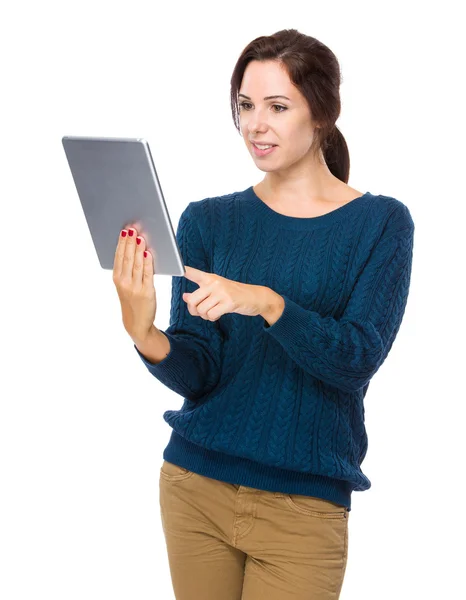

{"left": 131, "top": 324, "right": 158, "bottom": 347}
{"left": 260, "top": 287, "right": 285, "bottom": 326}
{"left": 133, "top": 325, "right": 170, "bottom": 364}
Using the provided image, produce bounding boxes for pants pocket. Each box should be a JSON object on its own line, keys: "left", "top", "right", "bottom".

{"left": 279, "top": 493, "right": 348, "bottom": 519}
{"left": 159, "top": 460, "right": 195, "bottom": 482}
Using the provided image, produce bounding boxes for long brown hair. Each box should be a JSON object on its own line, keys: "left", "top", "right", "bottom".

{"left": 230, "top": 28, "right": 350, "bottom": 184}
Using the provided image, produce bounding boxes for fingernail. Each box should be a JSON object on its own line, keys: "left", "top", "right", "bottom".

{"left": 136, "top": 237, "right": 141, "bottom": 245}
{"left": 128, "top": 229, "right": 134, "bottom": 237}
{"left": 143, "top": 251, "right": 148, "bottom": 258}
{"left": 121, "top": 230, "right": 127, "bottom": 237}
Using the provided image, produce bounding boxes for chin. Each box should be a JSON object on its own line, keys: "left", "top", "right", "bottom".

{"left": 253, "top": 162, "right": 277, "bottom": 172}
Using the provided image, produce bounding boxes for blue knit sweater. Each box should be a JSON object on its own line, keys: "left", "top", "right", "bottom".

{"left": 134, "top": 186, "right": 415, "bottom": 511}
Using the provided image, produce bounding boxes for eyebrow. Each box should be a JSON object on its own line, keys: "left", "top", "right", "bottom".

{"left": 238, "top": 93, "right": 291, "bottom": 101}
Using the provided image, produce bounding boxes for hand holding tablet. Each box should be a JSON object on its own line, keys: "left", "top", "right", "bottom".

{"left": 112, "top": 224, "right": 157, "bottom": 344}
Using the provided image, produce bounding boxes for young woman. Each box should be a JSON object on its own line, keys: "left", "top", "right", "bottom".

{"left": 113, "top": 28, "right": 414, "bottom": 600}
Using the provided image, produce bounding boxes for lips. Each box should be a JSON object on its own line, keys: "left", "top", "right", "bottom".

{"left": 251, "top": 143, "right": 277, "bottom": 157}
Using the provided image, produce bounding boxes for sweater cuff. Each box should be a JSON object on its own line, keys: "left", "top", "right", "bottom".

{"left": 262, "top": 294, "right": 317, "bottom": 343}
{"left": 133, "top": 332, "right": 189, "bottom": 382}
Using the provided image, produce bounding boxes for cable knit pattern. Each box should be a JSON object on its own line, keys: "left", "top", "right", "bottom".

{"left": 134, "top": 186, "right": 415, "bottom": 510}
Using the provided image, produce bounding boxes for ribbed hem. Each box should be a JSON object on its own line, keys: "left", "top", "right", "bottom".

{"left": 162, "top": 429, "right": 352, "bottom": 511}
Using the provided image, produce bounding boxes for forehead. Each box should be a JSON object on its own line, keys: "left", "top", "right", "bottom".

{"left": 239, "top": 60, "right": 295, "bottom": 97}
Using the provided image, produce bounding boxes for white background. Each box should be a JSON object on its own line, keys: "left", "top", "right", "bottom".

{"left": 1, "top": 1, "right": 464, "bottom": 598}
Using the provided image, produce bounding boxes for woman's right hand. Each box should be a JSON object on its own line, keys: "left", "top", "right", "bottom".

{"left": 113, "top": 226, "right": 157, "bottom": 343}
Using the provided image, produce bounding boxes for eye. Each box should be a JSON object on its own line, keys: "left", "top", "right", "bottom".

{"left": 238, "top": 102, "right": 287, "bottom": 113}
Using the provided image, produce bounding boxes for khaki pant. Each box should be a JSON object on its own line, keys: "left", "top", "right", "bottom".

{"left": 159, "top": 460, "right": 350, "bottom": 599}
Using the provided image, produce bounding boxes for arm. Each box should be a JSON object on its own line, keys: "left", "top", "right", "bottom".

{"left": 134, "top": 201, "right": 224, "bottom": 401}
{"left": 133, "top": 325, "right": 171, "bottom": 364}
{"left": 261, "top": 206, "right": 415, "bottom": 392}
{"left": 260, "top": 290, "right": 286, "bottom": 327}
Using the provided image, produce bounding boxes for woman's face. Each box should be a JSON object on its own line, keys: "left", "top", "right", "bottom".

{"left": 238, "top": 60, "right": 319, "bottom": 173}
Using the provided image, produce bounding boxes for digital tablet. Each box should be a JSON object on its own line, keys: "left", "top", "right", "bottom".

{"left": 62, "top": 135, "right": 185, "bottom": 277}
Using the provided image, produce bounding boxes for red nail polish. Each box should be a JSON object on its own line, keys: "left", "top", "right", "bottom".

{"left": 136, "top": 237, "right": 141, "bottom": 245}
{"left": 143, "top": 251, "right": 147, "bottom": 258}
{"left": 121, "top": 230, "right": 127, "bottom": 237}
{"left": 128, "top": 229, "right": 134, "bottom": 237}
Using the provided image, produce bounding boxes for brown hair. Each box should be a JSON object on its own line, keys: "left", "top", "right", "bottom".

{"left": 230, "top": 28, "right": 350, "bottom": 184}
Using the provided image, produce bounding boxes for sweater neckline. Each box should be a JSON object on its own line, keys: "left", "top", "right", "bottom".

{"left": 245, "top": 185, "right": 372, "bottom": 230}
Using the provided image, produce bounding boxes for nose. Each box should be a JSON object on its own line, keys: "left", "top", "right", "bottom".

{"left": 246, "top": 106, "right": 270, "bottom": 135}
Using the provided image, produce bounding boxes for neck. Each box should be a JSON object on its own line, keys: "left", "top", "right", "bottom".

{"left": 259, "top": 170, "right": 342, "bottom": 205}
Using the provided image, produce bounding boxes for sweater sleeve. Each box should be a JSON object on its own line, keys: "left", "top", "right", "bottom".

{"left": 134, "top": 201, "right": 224, "bottom": 401}
{"left": 263, "top": 205, "right": 415, "bottom": 392}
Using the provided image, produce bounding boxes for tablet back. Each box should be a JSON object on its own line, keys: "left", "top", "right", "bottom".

{"left": 62, "top": 136, "right": 185, "bottom": 276}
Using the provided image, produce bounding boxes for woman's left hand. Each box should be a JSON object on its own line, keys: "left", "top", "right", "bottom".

{"left": 182, "top": 266, "right": 268, "bottom": 321}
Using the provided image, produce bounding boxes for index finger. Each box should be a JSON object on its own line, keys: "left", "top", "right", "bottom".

{"left": 113, "top": 226, "right": 132, "bottom": 279}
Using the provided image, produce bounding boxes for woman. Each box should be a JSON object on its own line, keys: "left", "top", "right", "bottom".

{"left": 113, "top": 28, "right": 414, "bottom": 600}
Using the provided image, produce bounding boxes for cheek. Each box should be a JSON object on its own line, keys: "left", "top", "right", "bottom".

{"left": 288, "top": 124, "right": 314, "bottom": 151}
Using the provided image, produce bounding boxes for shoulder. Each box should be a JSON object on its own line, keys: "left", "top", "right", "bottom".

{"left": 368, "top": 192, "right": 415, "bottom": 232}
{"left": 179, "top": 192, "right": 240, "bottom": 248}
{"left": 186, "top": 190, "right": 244, "bottom": 222}
{"left": 189, "top": 190, "right": 242, "bottom": 209}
